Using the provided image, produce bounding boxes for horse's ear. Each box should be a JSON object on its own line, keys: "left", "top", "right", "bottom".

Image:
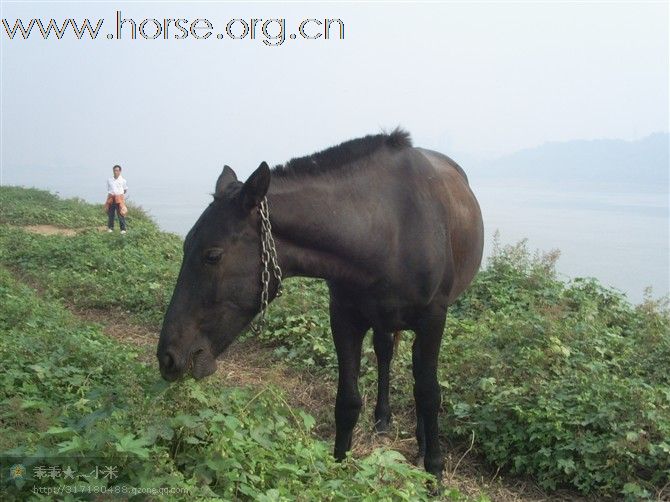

{"left": 215, "top": 165, "right": 238, "bottom": 194}
{"left": 240, "top": 162, "right": 271, "bottom": 211}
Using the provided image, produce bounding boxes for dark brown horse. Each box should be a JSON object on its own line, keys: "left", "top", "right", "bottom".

{"left": 157, "top": 129, "right": 484, "bottom": 480}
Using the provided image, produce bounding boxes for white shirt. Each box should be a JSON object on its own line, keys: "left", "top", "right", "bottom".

{"left": 107, "top": 175, "right": 128, "bottom": 195}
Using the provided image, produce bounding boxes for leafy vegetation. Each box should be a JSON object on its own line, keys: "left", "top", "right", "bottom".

{"left": 0, "top": 187, "right": 181, "bottom": 327}
{"left": 1, "top": 186, "right": 668, "bottom": 500}
{"left": 443, "top": 239, "right": 669, "bottom": 498}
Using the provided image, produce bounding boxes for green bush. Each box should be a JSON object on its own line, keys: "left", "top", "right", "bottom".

{"left": 442, "top": 239, "right": 669, "bottom": 497}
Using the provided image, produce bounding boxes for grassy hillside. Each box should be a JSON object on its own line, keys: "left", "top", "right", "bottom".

{"left": 0, "top": 186, "right": 180, "bottom": 326}
{"left": 1, "top": 186, "right": 668, "bottom": 500}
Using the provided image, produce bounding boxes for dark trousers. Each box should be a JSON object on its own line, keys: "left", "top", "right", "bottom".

{"left": 107, "top": 203, "right": 127, "bottom": 230}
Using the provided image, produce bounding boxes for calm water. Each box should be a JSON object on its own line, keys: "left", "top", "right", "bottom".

{"left": 473, "top": 179, "right": 668, "bottom": 304}
{"left": 4, "top": 166, "right": 668, "bottom": 304}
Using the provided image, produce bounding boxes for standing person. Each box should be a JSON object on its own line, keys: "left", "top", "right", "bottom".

{"left": 105, "top": 165, "right": 128, "bottom": 234}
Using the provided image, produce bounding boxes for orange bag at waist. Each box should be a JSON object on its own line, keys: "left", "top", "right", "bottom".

{"left": 104, "top": 194, "right": 128, "bottom": 217}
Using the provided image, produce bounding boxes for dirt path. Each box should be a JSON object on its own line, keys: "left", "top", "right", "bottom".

{"left": 7, "top": 224, "right": 108, "bottom": 236}
{"left": 71, "top": 306, "right": 334, "bottom": 433}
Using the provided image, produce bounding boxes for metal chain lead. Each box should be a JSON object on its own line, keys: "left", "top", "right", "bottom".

{"left": 262, "top": 198, "right": 283, "bottom": 296}
{"left": 252, "top": 197, "right": 283, "bottom": 334}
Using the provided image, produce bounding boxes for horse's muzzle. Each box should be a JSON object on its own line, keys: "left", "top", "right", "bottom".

{"left": 158, "top": 345, "right": 217, "bottom": 381}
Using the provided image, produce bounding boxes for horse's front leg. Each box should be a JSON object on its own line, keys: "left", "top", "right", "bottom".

{"left": 412, "top": 306, "right": 447, "bottom": 481}
{"left": 373, "top": 330, "right": 394, "bottom": 433}
{"left": 329, "top": 294, "right": 368, "bottom": 461}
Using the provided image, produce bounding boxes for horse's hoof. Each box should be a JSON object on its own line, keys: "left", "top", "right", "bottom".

{"left": 374, "top": 418, "right": 391, "bottom": 434}
{"left": 415, "top": 455, "right": 424, "bottom": 467}
{"left": 427, "top": 479, "right": 443, "bottom": 498}
{"left": 424, "top": 467, "right": 443, "bottom": 497}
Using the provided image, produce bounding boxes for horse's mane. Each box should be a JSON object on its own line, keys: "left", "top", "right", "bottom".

{"left": 272, "top": 128, "right": 412, "bottom": 178}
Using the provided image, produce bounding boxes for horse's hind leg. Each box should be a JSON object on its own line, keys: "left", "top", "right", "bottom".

{"left": 412, "top": 340, "right": 426, "bottom": 462}
{"left": 412, "top": 306, "right": 447, "bottom": 481}
{"left": 373, "top": 330, "right": 395, "bottom": 433}
{"left": 330, "top": 292, "right": 368, "bottom": 460}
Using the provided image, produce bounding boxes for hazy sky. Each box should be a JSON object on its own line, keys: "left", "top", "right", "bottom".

{"left": 1, "top": 1, "right": 668, "bottom": 182}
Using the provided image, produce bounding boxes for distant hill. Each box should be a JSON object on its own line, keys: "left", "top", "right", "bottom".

{"left": 472, "top": 133, "right": 669, "bottom": 190}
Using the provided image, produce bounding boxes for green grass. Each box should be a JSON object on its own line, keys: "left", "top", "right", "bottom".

{"left": 0, "top": 187, "right": 181, "bottom": 327}
{"left": 442, "top": 241, "right": 669, "bottom": 498}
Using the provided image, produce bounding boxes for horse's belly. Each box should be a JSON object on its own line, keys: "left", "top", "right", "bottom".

{"left": 353, "top": 290, "right": 424, "bottom": 332}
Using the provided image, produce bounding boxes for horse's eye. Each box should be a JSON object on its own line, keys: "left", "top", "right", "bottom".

{"left": 204, "top": 249, "right": 223, "bottom": 265}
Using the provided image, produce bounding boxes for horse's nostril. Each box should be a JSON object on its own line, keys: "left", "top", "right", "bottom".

{"left": 162, "top": 351, "right": 176, "bottom": 371}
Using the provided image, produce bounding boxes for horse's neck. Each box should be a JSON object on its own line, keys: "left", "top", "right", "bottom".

{"left": 267, "top": 178, "right": 376, "bottom": 285}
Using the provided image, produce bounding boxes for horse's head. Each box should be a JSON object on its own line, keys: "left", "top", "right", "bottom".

{"left": 157, "top": 162, "right": 271, "bottom": 381}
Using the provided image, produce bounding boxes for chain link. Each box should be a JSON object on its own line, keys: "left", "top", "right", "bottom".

{"left": 251, "top": 197, "right": 283, "bottom": 334}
